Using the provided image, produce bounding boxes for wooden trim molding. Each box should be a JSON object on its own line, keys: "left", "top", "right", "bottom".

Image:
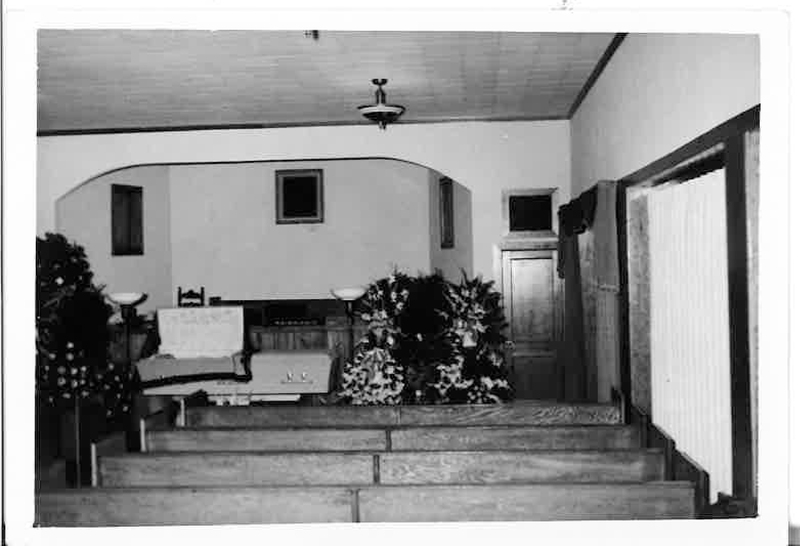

{"left": 568, "top": 33, "right": 627, "bottom": 119}
{"left": 37, "top": 114, "right": 569, "bottom": 137}
{"left": 616, "top": 182, "right": 632, "bottom": 423}
{"left": 620, "top": 105, "right": 760, "bottom": 186}
{"left": 724, "top": 134, "right": 754, "bottom": 503}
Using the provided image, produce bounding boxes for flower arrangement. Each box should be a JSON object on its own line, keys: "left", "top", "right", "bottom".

{"left": 339, "top": 273, "right": 412, "bottom": 405}
{"left": 36, "top": 233, "right": 136, "bottom": 419}
{"left": 338, "top": 270, "right": 512, "bottom": 405}
{"left": 433, "top": 274, "right": 511, "bottom": 403}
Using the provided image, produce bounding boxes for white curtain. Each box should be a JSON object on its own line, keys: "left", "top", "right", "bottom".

{"left": 648, "top": 168, "right": 732, "bottom": 503}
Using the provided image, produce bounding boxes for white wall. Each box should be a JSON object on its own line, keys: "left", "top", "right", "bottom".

{"left": 428, "top": 171, "right": 474, "bottom": 282}
{"left": 38, "top": 120, "right": 571, "bottom": 282}
{"left": 571, "top": 33, "right": 760, "bottom": 194}
{"left": 169, "top": 159, "right": 431, "bottom": 300}
{"left": 55, "top": 165, "right": 172, "bottom": 312}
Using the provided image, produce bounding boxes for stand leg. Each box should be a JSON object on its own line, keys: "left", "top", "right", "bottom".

{"left": 74, "top": 397, "right": 81, "bottom": 489}
{"left": 346, "top": 301, "right": 355, "bottom": 363}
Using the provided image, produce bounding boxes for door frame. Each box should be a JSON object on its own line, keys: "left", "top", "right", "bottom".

{"left": 617, "top": 105, "right": 759, "bottom": 511}
{"left": 493, "top": 237, "right": 564, "bottom": 397}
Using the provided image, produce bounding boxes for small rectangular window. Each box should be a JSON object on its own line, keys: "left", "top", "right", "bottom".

{"left": 440, "top": 177, "right": 454, "bottom": 249}
{"left": 111, "top": 184, "right": 143, "bottom": 255}
{"left": 276, "top": 169, "right": 324, "bottom": 224}
{"left": 502, "top": 188, "right": 556, "bottom": 237}
{"left": 509, "top": 194, "right": 552, "bottom": 232}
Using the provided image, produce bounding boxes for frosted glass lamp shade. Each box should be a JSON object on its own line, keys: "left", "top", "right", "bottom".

{"left": 108, "top": 292, "right": 147, "bottom": 306}
{"left": 331, "top": 287, "right": 366, "bottom": 302}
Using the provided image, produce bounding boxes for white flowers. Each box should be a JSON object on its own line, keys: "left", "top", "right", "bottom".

{"left": 339, "top": 347, "right": 405, "bottom": 405}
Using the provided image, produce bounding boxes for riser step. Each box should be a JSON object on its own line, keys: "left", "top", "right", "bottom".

{"left": 35, "top": 482, "right": 695, "bottom": 526}
{"left": 36, "top": 486, "right": 353, "bottom": 525}
{"left": 393, "top": 425, "right": 639, "bottom": 451}
{"left": 98, "top": 450, "right": 663, "bottom": 487}
{"left": 147, "top": 425, "right": 640, "bottom": 452}
{"left": 147, "top": 427, "right": 388, "bottom": 452}
{"left": 186, "top": 403, "right": 621, "bottom": 428}
{"left": 379, "top": 450, "right": 664, "bottom": 484}
{"left": 100, "top": 452, "right": 374, "bottom": 487}
{"left": 358, "top": 482, "right": 696, "bottom": 521}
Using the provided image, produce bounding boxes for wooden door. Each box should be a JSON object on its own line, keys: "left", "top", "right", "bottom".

{"left": 501, "top": 248, "right": 561, "bottom": 400}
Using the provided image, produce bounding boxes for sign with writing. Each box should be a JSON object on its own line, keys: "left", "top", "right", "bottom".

{"left": 157, "top": 306, "right": 243, "bottom": 358}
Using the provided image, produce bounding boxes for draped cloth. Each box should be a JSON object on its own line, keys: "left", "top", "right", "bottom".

{"left": 556, "top": 181, "right": 619, "bottom": 402}
{"left": 556, "top": 185, "right": 597, "bottom": 402}
{"left": 559, "top": 234, "right": 587, "bottom": 401}
{"left": 557, "top": 186, "right": 597, "bottom": 277}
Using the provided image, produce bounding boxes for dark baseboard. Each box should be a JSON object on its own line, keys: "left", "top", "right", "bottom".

{"left": 629, "top": 402, "right": 712, "bottom": 518}
{"left": 706, "top": 493, "right": 757, "bottom": 518}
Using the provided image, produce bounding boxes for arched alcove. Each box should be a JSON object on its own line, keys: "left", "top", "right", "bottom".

{"left": 56, "top": 158, "right": 474, "bottom": 311}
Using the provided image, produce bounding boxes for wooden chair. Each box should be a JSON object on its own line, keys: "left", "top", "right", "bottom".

{"left": 177, "top": 286, "right": 205, "bottom": 307}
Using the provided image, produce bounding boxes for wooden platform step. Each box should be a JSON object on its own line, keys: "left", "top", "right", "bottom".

{"left": 98, "top": 449, "right": 664, "bottom": 487}
{"left": 36, "top": 486, "right": 353, "bottom": 526}
{"left": 146, "top": 427, "right": 388, "bottom": 452}
{"left": 357, "top": 482, "right": 696, "bottom": 522}
{"left": 36, "top": 482, "right": 695, "bottom": 526}
{"left": 146, "top": 424, "right": 640, "bottom": 452}
{"left": 185, "top": 402, "right": 622, "bottom": 428}
{"left": 391, "top": 424, "right": 639, "bottom": 451}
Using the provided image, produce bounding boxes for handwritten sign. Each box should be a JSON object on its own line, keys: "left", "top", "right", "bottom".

{"left": 157, "top": 306, "right": 243, "bottom": 358}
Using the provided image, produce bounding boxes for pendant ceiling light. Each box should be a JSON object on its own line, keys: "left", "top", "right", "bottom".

{"left": 357, "top": 78, "right": 405, "bottom": 130}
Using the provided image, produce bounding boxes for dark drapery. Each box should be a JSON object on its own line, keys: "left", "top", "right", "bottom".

{"left": 558, "top": 233, "right": 587, "bottom": 401}
{"left": 556, "top": 185, "right": 596, "bottom": 401}
{"left": 556, "top": 182, "right": 619, "bottom": 403}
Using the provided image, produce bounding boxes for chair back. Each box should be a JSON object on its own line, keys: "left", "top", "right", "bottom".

{"left": 177, "top": 286, "right": 205, "bottom": 307}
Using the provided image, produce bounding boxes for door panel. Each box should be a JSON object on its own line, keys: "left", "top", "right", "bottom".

{"left": 509, "top": 257, "right": 554, "bottom": 347}
{"left": 502, "top": 248, "right": 561, "bottom": 400}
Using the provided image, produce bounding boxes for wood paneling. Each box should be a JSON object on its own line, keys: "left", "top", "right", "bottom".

{"left": 250, "top": 324, "right": 367, "bottom": 357}
{"left": 631, "top": 403, "right": 711, "bottom": 517}
{"left": 379, "top": 450, "right": 664, "bottom": 484}
{"left": 390, "top": 425, "right": 639, "bottom": 451}
{"left": 358, "top": 483, "right": 695, "bottom": 521}
{"left": 147, "top": 427, "right": 387, "bottom": 452}
{"left": 186, "top": 404, "right": 399, "bottom": 428}
{"left": 185, "top": 402, "right": 622, "bottom": 428}
{"left": 99, "top": 452, "right": 374, "bottom": 487}
{"left": 501, "top": 248, "right": 561, "bottom": 399}
{"left": 396, "top": 403, "right": 621, "bottom": 426}
{"left": 149, "top": 424, "right": 638, "bottom": 453}
{"left": 37, "top": 30, "right": 616, "bottom": 132}
{"left": 36, "top": 486, "right": 354, "bottom": 526}
{"left": 508, "top": 252, "right": 555, "bottom": 345}
{"left": 626, "top": 190, "right": 652, "bottom": 413}
{"left": 36, "top": 482, "right": 695, "bottom": 525}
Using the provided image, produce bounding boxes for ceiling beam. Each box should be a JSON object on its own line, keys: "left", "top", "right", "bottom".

{"left": 567, "top": 33, "right": 627, "bottom": 119}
